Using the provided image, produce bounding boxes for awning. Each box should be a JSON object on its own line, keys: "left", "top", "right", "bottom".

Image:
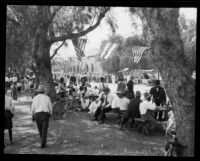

{"left": 119, "top": 68, "right": 129, "bottom": 72}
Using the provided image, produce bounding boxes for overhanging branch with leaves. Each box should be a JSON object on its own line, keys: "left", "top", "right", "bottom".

{"left": 49, "top": 7, "right": 110, "bottom": 44}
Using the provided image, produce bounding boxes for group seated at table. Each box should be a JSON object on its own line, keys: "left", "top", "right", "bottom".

{"left": 54, "top": 79, "right": 176, "bottom": 135}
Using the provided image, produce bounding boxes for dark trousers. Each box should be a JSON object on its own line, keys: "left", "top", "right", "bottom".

{"left": 4, "top": 110, "right": 13, "bottom": 145}
{"left": 120, "top": 117, "right": 135, "bottom": 128}
{"left": 100, "top": 106, "right": 112, "bottom": 123}
{"left": 35, "top": 112, "right": 50, "bottom": 146}
{"left": 119, "top": 111, "right": 136, "bottom": 128}
{"left": 94, "top": 106, "right": 112, "bottom": 122}
{"left": 154, "top": 100, "right": 165, "bottom": 121}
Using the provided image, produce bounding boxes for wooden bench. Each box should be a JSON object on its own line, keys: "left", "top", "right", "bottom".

{"left": 133, "top": 118, "right": 167, "bottom": 135}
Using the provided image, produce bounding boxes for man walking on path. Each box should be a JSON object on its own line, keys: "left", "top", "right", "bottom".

{"left": 31, "top": 85, "right": 52, "bottom": 148}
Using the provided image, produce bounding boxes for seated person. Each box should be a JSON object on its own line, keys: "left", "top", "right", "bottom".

{"left": 93, "top": 86, "right": 100, "bottom": 96}
{"left": 98, "top": 77, "right": 108, "bottom": 93}
{"left": 80, "top": 87, "right": 90, "bottom": 111}
{"left": 120, "top": 91, "right": 142, "bottom": 129}
{"left": 85, "top": 83, "right": 93, "bottom": 96}
{"left": 93, "top": 87, "right": 114, "bottom": 124}
{"left": 118, "top": 91, "right": 131, "bottom": 127}
{"left": 58, "top": 78, "right": 66, "bottom": 98}
{"left": 88, "top": 91, "right": 104, "bottom": 116}
{"left": 139, "top": 92, "right": 157, "bottom": 122}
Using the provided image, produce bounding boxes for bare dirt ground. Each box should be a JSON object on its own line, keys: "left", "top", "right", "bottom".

{"left": 4, "top": 95, "right": 170, "bottom": 156}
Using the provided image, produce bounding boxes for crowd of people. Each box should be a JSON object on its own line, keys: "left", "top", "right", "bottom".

{"left": 55, "top": 74, "right": 175, "bottom": 129}
{"left": 5, "top": 70, "right": 175, "bottom": 150}
{"left": 5, "top": 70, "right": 36, "bottom": 100}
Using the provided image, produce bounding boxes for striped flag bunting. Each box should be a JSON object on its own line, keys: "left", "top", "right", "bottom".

{"left": 101, "top": 43, "right": 117, "bottom": 60}
{"left": 79, "top": 38, "right": 87, "bottom": 52}
{"left": 132, "top": 46, "right": 150, "bottom": 63}
{"left": 72, "top": 38, "right": 87, "bottom": 61}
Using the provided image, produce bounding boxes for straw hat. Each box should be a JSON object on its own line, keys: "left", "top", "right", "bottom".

{"left": 36, "top": 84, "right": 44, "bottom": 92}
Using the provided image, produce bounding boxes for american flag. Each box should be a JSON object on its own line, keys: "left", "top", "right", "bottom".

{"left": 72, "top": 38, "right": 87, "bottom": 61}
{"left": 132, "top": 46, "right": 150, "bottom": 63}
{"left": 101, "top": 43, "right": 117, "bottom": 60}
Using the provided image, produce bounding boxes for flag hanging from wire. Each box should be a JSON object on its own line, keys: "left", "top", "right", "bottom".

{"left": 132, "top": 46, "right": 150, "bottom": 63}
{"left": 101, "top": 43, "right": 117, "bottom": 60}
{"left": 72, "top": 38, "right": 87, "bottom": 61}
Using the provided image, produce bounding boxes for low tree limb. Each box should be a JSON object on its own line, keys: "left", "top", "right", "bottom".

{"left": 49, "top": 7, "right": 110, "bottom": 44}
{"left": 50, "top": 40, "right": 66, "bottom": 60}
{"left": 6, "top": 15, "right": 21, "bottom": 27}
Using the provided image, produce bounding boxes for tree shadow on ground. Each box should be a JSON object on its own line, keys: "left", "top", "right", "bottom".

{"left": 4, "top": 105, "right": 170, "bottom": 155}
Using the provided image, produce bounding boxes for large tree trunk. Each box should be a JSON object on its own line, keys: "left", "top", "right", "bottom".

{"left": 33, "top": 27, "right": 56, "bottom": 100}
{"left": 133, "top": 8, "right": 195, "bottom": 156}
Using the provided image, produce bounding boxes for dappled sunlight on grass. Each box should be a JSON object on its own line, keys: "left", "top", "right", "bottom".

{"left": 5, "top": 100, "right": 168, "bottom": 155}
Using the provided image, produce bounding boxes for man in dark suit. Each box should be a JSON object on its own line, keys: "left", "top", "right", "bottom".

{"left": 150, "top": 80, "right": 166, "bottom": 106}
{"left": 150, "top": 80, "right": 167, "bottom": 121}
{"left": 127, "top": 76, "right": 135, "bottom": 99}
{"left": 119, "top": 91, "right": 142, "bottom": 129}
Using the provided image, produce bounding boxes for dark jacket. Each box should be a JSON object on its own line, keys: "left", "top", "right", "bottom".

{"left": 127, "top": 80, "right": 135, "bottom": 98}
{"left": 150, "top": 86, "right": 166, "bottom": 106}
{"left": 127, "top": 97, "right": 142, "bottom": 118}
{"left": 127, "top": 80, "right": 134, "bottom": 92}
{"left": 70, "top": 76, "right": 76, "bottom": 84}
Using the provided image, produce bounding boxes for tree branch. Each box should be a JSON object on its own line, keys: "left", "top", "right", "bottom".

{"left": 47, "top": 6, "right": 62, "bottom": 26}
{"left": 50, "top": 40, "right": 66, "bottom": 60}
{"left": 49, "top": 7, "right": 110, "bottom": 44}
{"left": 6, "top": 15, "right": 21, "bottom": 27}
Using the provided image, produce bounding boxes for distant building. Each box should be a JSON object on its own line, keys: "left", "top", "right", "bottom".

{"left": 67, "top": 49, "right": 104, "bottom": 74}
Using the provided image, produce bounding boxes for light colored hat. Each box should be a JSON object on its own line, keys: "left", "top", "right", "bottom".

{"left": 135, "top": 91, "right": 141, "bottom": 97}
{"left": 143, "top": 92, "right": 152, "bottom": 99}
{"left": 36, "top": 84, "right": 44, "bottom": 92}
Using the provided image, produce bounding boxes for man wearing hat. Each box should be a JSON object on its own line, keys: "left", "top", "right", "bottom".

{"left": 139, "top": 92, "right": 157, "bottom": 122}
{"left": 150, "top": 80, "right": 166, "bottom": 106}
{"left": 93, "top": 87, "right": 114, "bottom": 124}
{"left": 31, "top": 84, "right": 52, "bottom": 148}
{"left": 119, "top": 91, "right": 142, "bottom": 129}
{"left": 150, "top": 80, "right": 167, "bottom": 121}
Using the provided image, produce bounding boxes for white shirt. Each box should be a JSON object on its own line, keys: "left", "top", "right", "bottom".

{"left": 12, "top": 76, "right": 18, "bottom": 82}
{"left": 119, "top": 97, "right": 130, "bottom": 111}
{"left": 93, "top": 89, "right": 100, "bottom": 96}
{"left": 5, "top": 77, "right": 9, "bottom": 82}
{"left": 31, "top": 94, "right": 52, "bottom": 115}
{"left": 103, "top": 93, "right": 114, "bottom": 108}
{"left": 111, "top": 94, "right": 120, "bottom": 109}
{"left": 139, "top": 99, "right": 156, "bottom": 115}
{"left": 5, "top": 95, "right": 15, "bottom": 114}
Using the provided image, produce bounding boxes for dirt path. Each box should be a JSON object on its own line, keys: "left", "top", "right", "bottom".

{"left": 4, "top": 98, "right": 170, "bottom": 155}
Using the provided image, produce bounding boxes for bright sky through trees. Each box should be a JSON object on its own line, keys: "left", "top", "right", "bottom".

{"left": 50, "top": 7, "right": 197, "bottom": 60}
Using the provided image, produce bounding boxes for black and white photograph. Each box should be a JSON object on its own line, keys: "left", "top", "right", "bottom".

{"left": 4, "top": 3, "right": 196, "bottom": 157}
